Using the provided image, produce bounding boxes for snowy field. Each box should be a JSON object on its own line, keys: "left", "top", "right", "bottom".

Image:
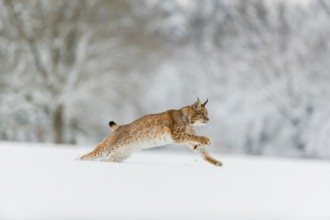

{"left": 0, "top": 142, "right": 329, "bottom": 220}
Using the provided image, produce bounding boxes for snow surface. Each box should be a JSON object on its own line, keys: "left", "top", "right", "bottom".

{"left": 0, "top": 142, "right": 330, "bottom": 220}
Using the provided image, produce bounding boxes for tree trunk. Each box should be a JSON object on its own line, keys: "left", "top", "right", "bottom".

{"left": 54, "top": 104, "right": 64, "bottom": 143}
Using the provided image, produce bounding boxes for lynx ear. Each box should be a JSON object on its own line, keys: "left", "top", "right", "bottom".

{"left": 193, "top": 98, "right": 202, "bottom": 109}
{"left": 202, "top": 99, "right": 208, "bottom": 107}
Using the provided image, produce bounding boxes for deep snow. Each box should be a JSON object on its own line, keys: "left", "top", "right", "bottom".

{"left": 0, "top": 142, "right": 329, "bottom": 220}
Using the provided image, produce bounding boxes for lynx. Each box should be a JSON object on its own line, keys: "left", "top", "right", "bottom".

{"left": 80, "top": 99, "right": 222, "bottom": 166}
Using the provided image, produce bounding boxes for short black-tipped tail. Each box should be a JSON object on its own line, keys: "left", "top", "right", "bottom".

{"left": 109, "top": 121, "right": 119, "bottom": 131}
{"left": 109, "top": 121, "right": 116, "bottom": 127}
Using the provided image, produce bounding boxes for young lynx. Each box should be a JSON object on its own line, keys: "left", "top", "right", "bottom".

{"left": 80, "top": 99, "right": 222, "bottom": 166}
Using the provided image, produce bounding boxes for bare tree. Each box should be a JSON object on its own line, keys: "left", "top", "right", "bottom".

{"left": 1, "top": 0, "right": 159, "bottom": 143}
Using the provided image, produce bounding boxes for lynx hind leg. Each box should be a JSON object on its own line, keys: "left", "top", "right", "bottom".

{"left": 80, "top": 149, "right": 106, "bottom": 161}
{"left": 106, "top": 147, "right": 132, "bottom": 163}
{"left": 108, "top": 153, "right": 131, "bottom": 163}
{"left": 191, "top": 145, "right": 223, "bottom": 167}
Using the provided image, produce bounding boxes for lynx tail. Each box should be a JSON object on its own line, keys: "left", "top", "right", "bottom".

{"left": 109, "top": 121, "right": 119, "bottom": 131}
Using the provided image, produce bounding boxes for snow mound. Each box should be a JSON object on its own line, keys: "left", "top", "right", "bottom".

{"left": 0, "top": 142, "right": 329, "bottom": 220}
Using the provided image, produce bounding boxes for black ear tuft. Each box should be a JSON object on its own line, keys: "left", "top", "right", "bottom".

{"left": 109, "top": 121, "right": 116, "bottom": 127}
{"left": 202, "top": 98, "right": 208, "bottom": 107}
{"left": 192, "top": 98, "right": 202, "bottom": 109}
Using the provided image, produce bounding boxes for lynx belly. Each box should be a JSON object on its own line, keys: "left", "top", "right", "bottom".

{"left": 111, "top": 133, "right": 173, "bottom": 161}
{"left": 138, "top": 133, "right": 173, "bottom": 149}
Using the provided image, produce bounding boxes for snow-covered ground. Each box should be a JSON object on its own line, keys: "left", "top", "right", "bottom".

{"left": 0, "top": 142, "right": 329, "bottom": 220}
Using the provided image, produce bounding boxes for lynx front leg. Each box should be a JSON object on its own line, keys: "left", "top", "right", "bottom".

{"left": 191, "top": 144, "right": 223, "bottom": 167}
{"left": 172, "top": 132, "right": 212, "bottom": 146}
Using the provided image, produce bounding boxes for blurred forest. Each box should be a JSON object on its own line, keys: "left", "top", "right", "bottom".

{"left": 1, "top": 0, "right": 330, "bottom": 159}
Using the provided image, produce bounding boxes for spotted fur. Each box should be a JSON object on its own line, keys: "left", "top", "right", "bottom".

{"left": 80, "top": 99, "right": 222, "bottom": 166}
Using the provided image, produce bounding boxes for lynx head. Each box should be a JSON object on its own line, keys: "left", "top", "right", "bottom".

{"left": 190, "top": 98, "right": 209, "bottom": 126}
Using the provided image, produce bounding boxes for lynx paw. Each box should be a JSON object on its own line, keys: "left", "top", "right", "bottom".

{"left": 200, "top": 136, "right": 212, "bottom": 145}
{"left": 214, "top": 161, "right": 223, "bottom": 167}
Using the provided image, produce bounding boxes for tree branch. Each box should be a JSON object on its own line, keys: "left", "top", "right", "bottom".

{"left": 4, "top": 0, "right": 49, "bottom": 79}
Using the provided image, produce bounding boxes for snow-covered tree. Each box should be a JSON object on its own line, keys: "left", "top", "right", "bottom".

{"left": 0, "top": 0, "right": 158, "bottom": 143}
{"left": 1, "top": 0, "right": 330, "bottom": 159}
